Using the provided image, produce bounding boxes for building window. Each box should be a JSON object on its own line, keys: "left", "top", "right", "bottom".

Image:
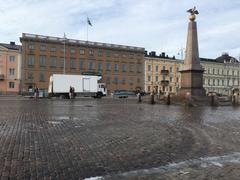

{"left": 114, "top": 76, "right": 118, "bottom": 84}
{"left": 28, "top": 72, "right": 34, "bottom": 80}
{"left": 98, "top": 50, "right": 103, "bottom": 57}
{"left": 129, "top": 54, "right": 134, "bottom": 59}
{"left": 40, "top": 45, "right": 46, "bottom": 51}
{"left": 70, "top": 59, "right": 76, "bottom": 69}
{"left": 89, "top": 50, "right": 94, "bottom": 56}
{"left": 169, "top": 66, "right": 172, "bottom": 72}
{"left": 163, "top": 66, "right": 166, "bottom": 70}
{"left": 122, "top": 64, "right": 126, "bottom": 72}
{"left": 213, "top": 69, "right": 215, "bottom": 74}
{"left": 148, "top": 76, "right": 151, "bottom": 82}
{"left": 114, "top": 64, "right": 118, "bottom": 72}
{"left": 98, "top": 62, "right": 102, "bottom": 71}
{"left": 106, "top": 51, "right": 111, "bottom": 57}
{"left": 70, "top": 48, "right": 75, "bottom": 54}
{"left": 28, "top": 44, "right": 35, "bottom": 50}
{"left": 155, "top": 76, "right": 158, "bottom": 82}
{"left": 106, "top": 62, "right": 111, "bottom": 71}
{"left": 80, "top": 49, "right": 85, "bottom": 55}
{"left": 129, "top": 64, "right": 134, "bottom": 72}
{"left": 148, "top": 65, "right": 151, "bottom": 71}
{"left": 129, "top": 78, "right": 133, "bottom": 85}
{"left": 39, "top": 56, "right": 46, "bottom": 67}
{"left": 9, "top": 68, "right": 15, "bottom": 76}
{"left": 28, "top": 55, "right": 35, "bottom": 66}
{"left": 50, "top": 56, "right": 57, "bottom": 67}
{"left": 177, "top": 77, "right": 179, "bottom": 82}
{"left": 60, "top": 58, "right": 64, "bottom": 68}
{"left": 177, "top": 67, "right": 179, "bottom": 72}
{"left": 169, "top": 86, "right": 172, "bottom": 92}
{"left": 88, "top": 61, "right": 94, "bottom": 70}
{"left": 106, "top": 77, "right": 110, "bottom": 84}
{"left": 39, "top": 72, "right": 45, "bottom": 82}
{"left": 80, "top": 60, "right": 84, "bottom": 70}
{"left": 170, "top": 77, "right": 172, "bottom": 82}
{"left": 137, "top": 78, "right": 140, "bottom": 83}
{"left": 50, "top": 47, "right": 56, "bottom": 52}
{"left": 9, "top": 56, "right": 15, "bottom": 62}
{"left": 9, "top": 82, "right": 15, "bottom": 88}
{"left": 122, "top": 77, "right": 126, "bottom": 84}
{"left": 155, "top": 65, "right": 158, "bottom": 72}
{"left": 137, "top": 64, "right": 142, "bottom": 73}
{"left": 114, "top": 53, "right": 119, "bottom": 58}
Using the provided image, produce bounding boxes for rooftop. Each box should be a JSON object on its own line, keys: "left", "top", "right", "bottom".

{"left": 20, "top": 33, "right": 145, "bottom": 52}
{"left": 0, "top": 42, "right": 21, "bottom": 51}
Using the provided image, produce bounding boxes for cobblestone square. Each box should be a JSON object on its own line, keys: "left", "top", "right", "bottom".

{"left": 1, "top": 97, "right": 240, "bottom": 179}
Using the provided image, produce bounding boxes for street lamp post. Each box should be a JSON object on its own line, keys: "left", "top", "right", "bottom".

{"left": 151, "top": 59, "right": 155, "bottom": 104}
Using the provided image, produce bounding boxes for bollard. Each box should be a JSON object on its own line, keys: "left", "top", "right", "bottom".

{"left": 232, "top": 94, "right": 237, "bottom": 106}
{"left": 210, "top": 94, "right": 214, "bottom": 106}
{"left": 166, "top": 94, "right": 171, "bottom": 105}
{"left": 151, "top": 93, "right": 155, "bottom": 104}
{"left": 138, "top": 93, "right": 142, "bottom": 103}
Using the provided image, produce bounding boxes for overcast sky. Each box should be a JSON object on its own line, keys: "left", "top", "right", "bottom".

{"left": 0, "top": 0, "right": 240, "bottom": 59}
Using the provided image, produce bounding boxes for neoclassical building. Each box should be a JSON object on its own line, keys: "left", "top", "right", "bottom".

{"left": 201, "top": 53, "right": 240, "bottom": 95}
{"left": 144, "top": 51, "right": 182, "bottom": 95}
{"left": 20, "top": 33, "right": 145, "bottom": 95}
{"left": 0, "top": 42, "right": 22, "bottom": 95}
{"left": 144, "top": 52, "right": 240, "bottom": 96}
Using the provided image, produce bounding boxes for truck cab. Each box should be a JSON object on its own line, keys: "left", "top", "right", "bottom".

{"left": 97, "top": 83, "right": 107, "bottom": 96}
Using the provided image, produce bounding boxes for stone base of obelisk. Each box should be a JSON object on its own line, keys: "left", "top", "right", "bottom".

{"left": 179, "top": 69, "right": 206, "bottom": 97}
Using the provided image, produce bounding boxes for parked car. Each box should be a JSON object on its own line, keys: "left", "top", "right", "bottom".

{"left": 113, "top": 90, "right": 136, "bottom": 98}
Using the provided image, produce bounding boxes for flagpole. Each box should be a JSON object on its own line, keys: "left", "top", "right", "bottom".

{"left": 63, "top": 33, "right": 66, "bottom": 74}
{"left": 87, "top": 18, "right": 88, "bottom": 41}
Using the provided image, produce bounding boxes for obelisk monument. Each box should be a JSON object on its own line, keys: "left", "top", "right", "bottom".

{"left": 179, "top": 7, "right": 206, "bottom": 97}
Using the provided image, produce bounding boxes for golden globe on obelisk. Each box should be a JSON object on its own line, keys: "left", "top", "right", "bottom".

{"left": 179, "top": 7, "right": 206, "bottom": 97}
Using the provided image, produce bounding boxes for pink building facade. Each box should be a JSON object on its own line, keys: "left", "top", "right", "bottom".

{"left": 0, "top": 42, "right": 21, "bottom": 95}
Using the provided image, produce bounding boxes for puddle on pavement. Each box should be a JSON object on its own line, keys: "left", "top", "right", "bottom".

{"left": 48, "top": 121, "right": 63, "bottom": 125}
{"left": 92, "top": 152, "right": 240, "bottom": 179}
{"left": 52, "top": 116, "right": 80, "bottom": 121}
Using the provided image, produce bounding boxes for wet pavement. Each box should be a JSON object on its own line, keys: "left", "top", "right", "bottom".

{"left": 0, "top": 97, "right": 240, "bottom": 179}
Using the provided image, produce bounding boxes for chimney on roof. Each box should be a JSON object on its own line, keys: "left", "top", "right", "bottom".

{"left": 149, "top": 51, "right": 156, "bottom": 57}
{"left": 161, "top": 52, "right": 165, "bottom": 58}
{"left": 10, "top": 42, "right": 15, "bottom": 46}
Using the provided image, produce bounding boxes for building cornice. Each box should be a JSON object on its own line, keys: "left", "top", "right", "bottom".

{"left": 20, "top": 33, "right": 145, "bottom": 53}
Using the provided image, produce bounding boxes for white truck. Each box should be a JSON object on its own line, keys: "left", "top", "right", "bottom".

{"left": 48, "top": 74, "right": 107, "bottom": 98}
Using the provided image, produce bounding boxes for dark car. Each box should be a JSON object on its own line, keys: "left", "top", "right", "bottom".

{"left": 113, "top": 90, "right": 136, "bottom": 98}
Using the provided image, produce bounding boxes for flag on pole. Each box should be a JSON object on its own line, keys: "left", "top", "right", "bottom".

{"left": 87, "top": 17, "right": 92, "bottom": 26}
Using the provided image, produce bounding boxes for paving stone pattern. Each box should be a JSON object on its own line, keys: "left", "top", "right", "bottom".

{"left": 0, "top": 98, "right": 240, "bottom": 179}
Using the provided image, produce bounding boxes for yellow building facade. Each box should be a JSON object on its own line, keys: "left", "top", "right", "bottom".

{"left": 144, "top": 52, "right": 182, "bottom": 95}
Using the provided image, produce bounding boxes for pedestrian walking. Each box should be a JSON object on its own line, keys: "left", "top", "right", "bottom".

{"left": 69, "top": 86, "right": 73, "bottom": 99}
{"left": 34, "top": 87, "right": 39, "bottom": 100}
{"left": 72, "top": 87, "right": 75, "bottom": 99}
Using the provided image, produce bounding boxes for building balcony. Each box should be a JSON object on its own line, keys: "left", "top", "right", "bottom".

{"left": 161, "top": 80, "right": 169, "bottom": 86}
{"left": 0, "top": 74, "right": 4, "bottom": 80}
{"left": 161, "top": 69, "right": 169, "bottom": 75}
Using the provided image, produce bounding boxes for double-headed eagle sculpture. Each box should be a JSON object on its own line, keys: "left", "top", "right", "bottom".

{"left": 187, "top": 6, "right": 199, "bottom": 21}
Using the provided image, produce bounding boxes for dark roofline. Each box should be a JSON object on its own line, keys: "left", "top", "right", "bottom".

{"left": 0, "top": 43, "right": 22, "bottom": 51}
{"left": 145, "top": 50, "right": 176, "bottom": 59}
{"left": 20, "top": 33, "right": 145, "bottom": 52}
